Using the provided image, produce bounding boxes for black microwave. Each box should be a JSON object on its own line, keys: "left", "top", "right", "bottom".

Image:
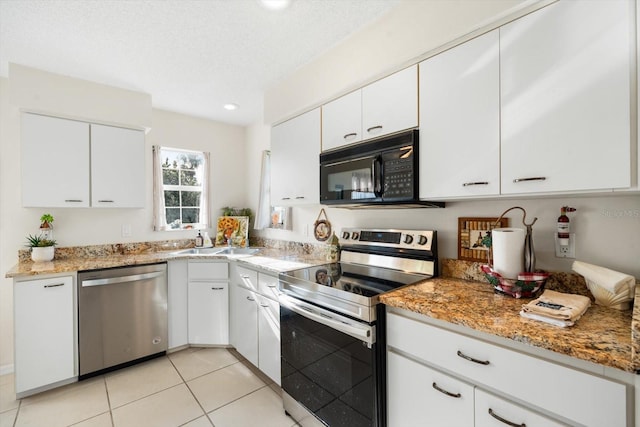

{"left": 319, "top": 129, "right": 444, "bottom": 208}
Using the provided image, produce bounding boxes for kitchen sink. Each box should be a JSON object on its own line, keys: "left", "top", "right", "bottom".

{"left": 171, "top": 247, "right": 225, "bottom": 255}
{"left": 215, "top": 247, "right": 261, "bottom": 256}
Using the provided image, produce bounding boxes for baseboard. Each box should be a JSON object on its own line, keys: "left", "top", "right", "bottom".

{"left": 0, "top": 364, "right": 14, "bottom": 376}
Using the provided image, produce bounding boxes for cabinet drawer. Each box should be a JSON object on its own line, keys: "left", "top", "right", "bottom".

{"left": 388, "top": 350, "right": 474, "bottom": 427}
{"left": 188, "top": 261, "right": 228, "bottom": 280}
{"left": 237, "top": 267, "right": 258, "bottom": 291}
{"left": 258, "top": 273, "right": 279, "bottom": 300}
{"left": 475, "top": 389, "right": 565, "bottom": 427}
{"left": 387, "top": 312, "right": 628, "bottom": 426}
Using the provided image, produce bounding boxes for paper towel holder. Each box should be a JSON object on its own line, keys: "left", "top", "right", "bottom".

{"left": 491, "top": 207, "right": 538, "bottom": 272}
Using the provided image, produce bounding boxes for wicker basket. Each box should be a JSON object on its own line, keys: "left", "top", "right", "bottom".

{"left": 481, "top": 265, "right": 549, "bottom": 299}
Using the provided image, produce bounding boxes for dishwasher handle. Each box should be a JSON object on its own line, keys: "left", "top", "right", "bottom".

{"left": 81, "top": 271, "right": 165, "bottom": 287}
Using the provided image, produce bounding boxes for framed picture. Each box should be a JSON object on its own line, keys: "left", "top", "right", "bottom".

{"left": 269, "top": 206, "right": 291, "bottom": 230}
{"left": 458, "top": 217, "right": 509, "bottom": 262}
{"left": 215, "top": 216, "right": 249, "bottom": 247}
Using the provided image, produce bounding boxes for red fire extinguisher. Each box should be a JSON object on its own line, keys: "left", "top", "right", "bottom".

{"left": 557, "top": 206, "right": 576, "bottom": 245}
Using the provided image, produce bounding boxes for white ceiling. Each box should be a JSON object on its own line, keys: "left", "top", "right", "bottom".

{"left": 0, "top": 0, "right": 400, "bottom": 126}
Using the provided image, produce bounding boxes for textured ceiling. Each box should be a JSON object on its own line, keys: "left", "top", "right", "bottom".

{"left": 0, "top": 0, "right": 400, "bottom": 125}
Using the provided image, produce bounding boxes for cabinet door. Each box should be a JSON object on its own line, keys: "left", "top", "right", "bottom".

{"left": 387, "top": 350, "right": 474, "bottom": 427}
{"left": 188, "top": 281, "right": 229, "bottom": 345}
{"left": 168, "top": 260, "right": 188, "bottom": 349}
{"left": 270, "top": 108, "right": 321, "bottom": 204}
{"left": 475, "top": 389, "right": 565, "bottom": 427}
{"left": 14, "top": 276, "right": 75, "bottom": 394}
{"left": 257, "top": 295, "right": 281, "bottom": 385}
{"left": 322, "top": 90, "right": 362, "bottom": 151}
{"left": 21, "top": 113, "right": 90, "bottom": 207}
{"left": 258, "top": 272, "right": 280, "bottom": 300}
{"left": 362, "top": 65, "right": 418, "bottom": 139}
{"left": 500, "top": 0, "right": 631, "bottom": 194}
{"left": 419, "top": 30, "right": 500, "bottom": 199}
{"left": 91, "top": 124, "right": 145, "bottom": 207}
{"left": 230, "top": 284, "right": 259, "bottom": 366}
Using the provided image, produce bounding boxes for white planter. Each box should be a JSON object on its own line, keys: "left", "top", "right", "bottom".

{"left": 31, "top": 246, "right": 55, "bottom": 262}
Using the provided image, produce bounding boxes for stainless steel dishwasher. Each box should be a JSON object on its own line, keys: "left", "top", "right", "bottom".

{"left": 78, "top": 263, "right": 168, "bottom": 378}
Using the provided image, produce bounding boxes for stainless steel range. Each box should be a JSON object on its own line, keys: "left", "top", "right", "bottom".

{"left": 278, "top": 228, "right": 438, "bottom": 427}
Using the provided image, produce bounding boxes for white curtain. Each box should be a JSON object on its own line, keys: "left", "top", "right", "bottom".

{"left": 254, "top": 150, "right": 271, "bottom": 230}
{"left": 152, "top": 145, "right": 167, "bottom": 231}
{"left": 200, "top": 151, "right": 211, "bottom": 229}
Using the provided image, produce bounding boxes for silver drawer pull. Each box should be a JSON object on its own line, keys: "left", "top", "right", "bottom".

{"left": 432, "top": 382, "right": 461, "bottom": 398}
{"left": 241, "top": 275, "right": 251, "bottom": 279}
{"left": 457, "top": 350, "right": 490, "bottom": 365}
{"left": 295, "top": 196, "right": 305, "bottom": 199}
{"left": 488, "top": 408, "right": 526, "bottom": 427}
{"left": 98, "top": 200, "right": 114, "bottom": 203}
{"left": 246, "top": 296, "right": 255, "bottom": 301}
{"left": 281, "top": 197, "right": 291, "bottom": 200}
{"left": 513, "top": 177, "right": 546, "bottom": 183}
{"left": 343, "top": 132, "right": 358, "bottom": 140}
{"left": 260, "top": 303, "right": 269, "bottom": 308}
{"left": 462, "top": 181, "right": 489, "bottom": 187}
{"left": 44, "top": 283, "right": 65, "bottom": 288}
{"left": 211, "top": 287, "right": 224, "bottom": 290}
{"left": 65, "top": 199, "right": 83, "bottom": 203}
{"left": 366, "top": 125, "right": 383, "bottom": 133}
{"left": 267, "top": 284, "right": 277, "bottom": 288}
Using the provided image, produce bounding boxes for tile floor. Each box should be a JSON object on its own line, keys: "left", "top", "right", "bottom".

{"left": 0, "top": 348, "right": 299, "bottom": 427}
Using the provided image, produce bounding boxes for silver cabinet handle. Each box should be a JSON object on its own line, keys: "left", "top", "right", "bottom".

{"left": 211, "top": 287, "right": 224, "bottom": 290}
{"left": 44, "top": 283, "right": 65, "bottom": 288}
{"left": 513, "top": 177, "right": 546, "bottom": 183}
{"left": 65, "top": 199, "right": 83, "bottom": 203}
{"left": 295, "top": 196, "right": 305, "bottom": 199}
{"left": 281, "top": 197, "right": 291, "bottom": 200}
{"left": 488, "top": 409, "right": 526, "bottom": 427}
{"left": 343, "top": 132, "right": 358, "bottom": 140}
{"left": 462, "top": 182, "right": 489, "bottom": 187}
{"left": 366, "top": 125, "right": 383, "bottom": 133}
{"left": 97, "top": 200, "right": 114, "bottom": 203}
{"left": 432, "top": 382, "right": 461, "bottom": 398}
{"left": 241, "top": 275, "right": 251, "bottom": 279}
{"left": 246, "top": 296, "right": 255, "bottom": 301}
{"left": 267, "top": 284, "right": 277, "bottom": 288}
{"left": 260, "top": 303, "right": 269, "bottom": 308}
{"left": 457, "top": 350, "right": 490, "bottom": 365}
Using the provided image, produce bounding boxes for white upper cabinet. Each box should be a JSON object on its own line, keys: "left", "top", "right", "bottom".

{"left": 21, "top": 113, "right": 90, "bottom": 207}
{"left": 21, "top": 113, "right": 145, "bottom": 208}
{"left": 91, "top": 124, "right": 145, "bottom": 208}
{"left": 321, "top": 65, "right": 418, "bottom": 152}
{"left": 271, "top": 108, "right": 321, "bottom": 205}
{"left": 419, "top": 30, "right": 500, "bottom": 199}
{"left": 362, "top": 64, "right": 418, "bottom": 140}
{"left": 321, "top": 90, "right": 362, "bottom": 151}
{"left": 500, "top": 0, "right": 631, "bottom": 194}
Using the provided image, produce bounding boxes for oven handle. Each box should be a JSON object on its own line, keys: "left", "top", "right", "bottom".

{"left": 280, "top": 295, "right": 375, "bottom": 346}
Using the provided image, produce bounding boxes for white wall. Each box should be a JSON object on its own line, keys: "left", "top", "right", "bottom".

{"left": 0, "top": 76, "right": 247, "bottom": 373}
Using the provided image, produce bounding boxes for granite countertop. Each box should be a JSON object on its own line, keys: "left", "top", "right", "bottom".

{"left": 5, "top": 245, "right": 325, "bottom": 278}
{"left": 380, "top": 276, "right": 637, "bottom": 373}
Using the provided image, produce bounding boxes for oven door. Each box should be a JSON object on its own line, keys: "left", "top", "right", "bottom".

{"left": 280, "top": 295, "right": 382, "bottom": 427}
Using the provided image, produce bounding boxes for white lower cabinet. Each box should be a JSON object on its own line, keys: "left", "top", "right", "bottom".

{"left": 387, "top": 351, "right": 474, "bottom": 427}
{"left": 230, "top": 265, "right": 281, "bottom": 385}
{"left": 187, "top": 261, "right": 229, "bottom": 345}
{"left": 14, "top": 275, "right": 76, "bottom": 396}
{"left": 168, "top": 259, "right": 188, "bottom": 349}
{"left": 387, "top": 309, "right": 630, "bottom": 426}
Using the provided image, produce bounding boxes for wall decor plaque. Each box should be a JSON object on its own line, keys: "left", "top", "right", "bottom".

{"left": 458, "top": 217, "right": 509, "bottom": 262}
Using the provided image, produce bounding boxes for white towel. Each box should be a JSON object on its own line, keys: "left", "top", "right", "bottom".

{"left": 519, "top": 311, "right": 575, "bottom": 328}
{"left": 571, "top": 260, "right": 635, "bottom": 295}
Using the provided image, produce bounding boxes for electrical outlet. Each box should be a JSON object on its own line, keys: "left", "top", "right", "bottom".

{"left": 554, "top": 233, "right": 575, "bottom": 258}
{"left": 121, "top": 224, "right": 132, "bottom": 237}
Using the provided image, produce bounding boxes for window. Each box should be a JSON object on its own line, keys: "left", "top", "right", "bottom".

{"left": 153, "top": 146, "right": 209, "bottom": 230}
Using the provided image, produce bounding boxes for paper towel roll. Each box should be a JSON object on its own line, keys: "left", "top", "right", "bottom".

{"left": 492, "top": 228, "right": 525, "bottom": 279}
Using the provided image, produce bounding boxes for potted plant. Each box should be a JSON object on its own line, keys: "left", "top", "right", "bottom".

{"left": 39, "top": 213, "right": 54, "bottom": 230}
{"left": 26, "top": 234, "right": 57, "bottom": 262}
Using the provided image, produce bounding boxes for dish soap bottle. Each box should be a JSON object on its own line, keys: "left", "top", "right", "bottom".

{"left": 195, "top": 231, "right": 204, "bottom": 248}
{"left": 326, "top": 232, "right": 340, "bottom": 262}
{"left": 203, "top": 232, "right": 212, "bottom": 247}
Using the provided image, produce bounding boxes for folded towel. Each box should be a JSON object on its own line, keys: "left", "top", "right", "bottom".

{"left": 572, "top": 260, "right": 635, "bottom": 295}
{"left": 521, "top": 290, "right": 591, "bottom": 322}
{"left": 519, "top": 311, "right": 576, "bottom": 328}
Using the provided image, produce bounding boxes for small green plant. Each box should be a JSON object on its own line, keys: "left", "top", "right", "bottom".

{"left": 221, "top": 207, "right": 253, "bottom": 218}
{"left": 25, "top": 234, "right": 56, "bottom": 247}
{"left": 40, "top": 213, "right": 54, "bottom": 229}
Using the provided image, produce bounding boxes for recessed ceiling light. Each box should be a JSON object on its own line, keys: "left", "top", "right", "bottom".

{"left": 224, "top": 103, "right": 239, "bottom": 111}
{"left": 259, "top": 0, "right": 291, "bottom": 11}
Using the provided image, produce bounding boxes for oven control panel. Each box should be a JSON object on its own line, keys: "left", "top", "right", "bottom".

{"left": 340, "top": 228, "right": 435, "bottom": 251}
